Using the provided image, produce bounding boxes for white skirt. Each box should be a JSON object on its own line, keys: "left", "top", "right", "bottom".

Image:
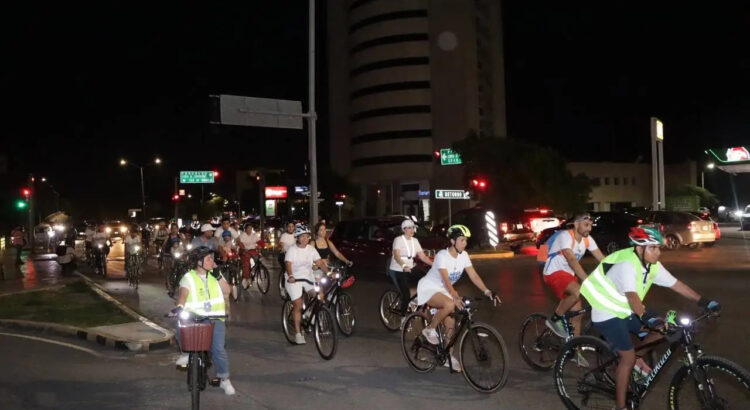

{"left": 416, "top": 277, "right": 450, "bottom": 306}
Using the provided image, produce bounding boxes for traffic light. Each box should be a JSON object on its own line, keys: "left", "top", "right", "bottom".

{"left": 21, "top": 188, "right": 31, "bottom": 198}
{"left": 471, "top": 178, "right": 488, "bottom": 191}
{"left": 16, "top": 199, "right": 27, "bottom": 210}
{"left": 172, "top": 194, "right": 180, "bottom": 201}
{"left": 213, "top": 170, "right": 220, "bottom": 178}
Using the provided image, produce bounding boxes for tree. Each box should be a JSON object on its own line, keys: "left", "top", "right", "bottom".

{"left": 453, "top": 133, "right": 592, "bottom": 215}
{"left": 666, "top": 184, "right": 719, "bottom": 208}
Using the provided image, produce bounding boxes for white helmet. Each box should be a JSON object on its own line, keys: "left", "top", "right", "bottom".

{"left": 401, "top": 219, "right": 416, "bottom": 231}
{"left": 200, "top": 223, "right": 215, "bottom": 233}
{"left": 293, "top": 223, "right": 311, "bottom": 238}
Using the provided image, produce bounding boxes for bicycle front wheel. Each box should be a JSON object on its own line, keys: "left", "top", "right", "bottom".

{"left": 459, "top": 322, "right": 509, "bottom": 393}
{"left": 278, "top": 273, "right": 288, "bottom": 301}
{"left": 555, "top": 335, "right": 619, "bottom": 410}
{"left": 400, "top": 312, "right": 437, "bottom": 373}
{"left": 314, "top": 305, "right": 338, "bottom": 360}
{"left": 189, "top": 353, "right": 200, "bottom": 410}
{"left": 256, "top": 264, "right": 270, "bottom": 294}
{"left": 519, "top": 313, "right": 562, "bottom": 371}
{"left": 281, "top": 300, "right": 296, "bottom": 344}
{"left": 379, "top": 289, "right": 402, "bottom": 331}
{"left": 668, "top": 355, "right": 750, "bottom": 410}
{"left": 334, "top": 291, "right": 356, "bottom": 336}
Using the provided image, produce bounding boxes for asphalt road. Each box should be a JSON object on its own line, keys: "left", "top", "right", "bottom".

{"left": 1, "top": 233, "right": 749, "bottom": 410}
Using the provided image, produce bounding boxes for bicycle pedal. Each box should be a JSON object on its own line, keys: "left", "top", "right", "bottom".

{"left": 209, "top": 378, "right": 221, "bottom": 387}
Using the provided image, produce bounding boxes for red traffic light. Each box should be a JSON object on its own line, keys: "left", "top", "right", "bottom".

{"left": 172, "top": 194, "right": 180, "bottom": 201}
{"left": 471, "top": 178, "right": 487, "bottom": 190}
{"left": 21, "top": 188, "right": 31, "bottom": 197}
{"left": 213, "top": 170, "right": 220, "bottom": 178}
{"left": 434, "top": 151, "right": 440, "bottom": 158}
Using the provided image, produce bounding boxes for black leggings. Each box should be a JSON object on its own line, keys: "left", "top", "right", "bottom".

{"left": 388, "top": 269, "right": 411, "bottom": 315}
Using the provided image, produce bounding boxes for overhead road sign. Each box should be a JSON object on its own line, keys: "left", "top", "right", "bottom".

{"left": 180, "top": 171, "right": 214, "bottom": 184}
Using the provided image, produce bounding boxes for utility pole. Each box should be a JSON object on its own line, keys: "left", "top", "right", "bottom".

{"left": 28, "top": 174, "right": 35, "bottom": 255}
{"left": 174, "top": 176, "right": 179, "bottom": 222}
{"left": 307, "top": 0, "right": 319, "bottom": 226}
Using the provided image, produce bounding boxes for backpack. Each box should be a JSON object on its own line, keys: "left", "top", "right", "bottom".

{"left": 536, "top": 229, "right": 589, "bottom": 268}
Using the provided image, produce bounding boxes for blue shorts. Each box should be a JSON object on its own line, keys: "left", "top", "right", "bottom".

{"left": 593, "top": 314, "right": 644, "bottom": 351}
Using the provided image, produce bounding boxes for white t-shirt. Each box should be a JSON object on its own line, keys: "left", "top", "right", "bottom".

{"left": 285, "top": 244, "right": 321, "bottom": 281}
{"left": 543, "top": 231, "right": 598, "bottom": 276}
{"left": 591, "top": 261, "right": 678, "bottom": 322}
{"left": 92, "top": 232, "right": 110, "bottom": 247}
{"left": 85, "top": 228, "right": 95, "bottom": 242}
{"left": 214, "top": 227, "right": 240, "bottom": 240}
{"left": 239, "top": 231, "right": 260, "bottom": 250}
{"left": 279, "top": 233, "right": 296, "bottom": 252}
{"left": 422, "top": 249, "right": 472, "bottom": 286}
{"left": 124, "top": 235, "right": 142, "bottom": 254}
{"left": 389, "top": 235, "right": 424, "bottom": 272}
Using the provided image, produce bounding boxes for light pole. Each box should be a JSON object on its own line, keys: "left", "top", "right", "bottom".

{"left": 120, "top": 157, "right": 161, "bottom": 221}
{"left": 701, "top": 162, "right": 715, "bottom": 189}
{"left": 40, "top": 177, "right": 61, "bottom": 212}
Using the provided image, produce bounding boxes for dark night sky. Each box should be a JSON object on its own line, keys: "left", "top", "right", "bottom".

{"left": 2, "top": 1, "right": 749, "bottom": 225}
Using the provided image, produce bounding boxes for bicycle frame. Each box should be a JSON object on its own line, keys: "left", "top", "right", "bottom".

{"left": 560, "top": 306, "right": 591, "bottom": 340}
{"left": 423, "top": 301, "right": 477, "bottom": 371}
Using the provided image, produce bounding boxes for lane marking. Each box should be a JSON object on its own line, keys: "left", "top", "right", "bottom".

{"left": 0, "top": 331, "right": 106, "bottom": 358}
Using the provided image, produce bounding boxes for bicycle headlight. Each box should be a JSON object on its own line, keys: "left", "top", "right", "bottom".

{"left": 335, "top": 273, "right": 341, "bottom": 279}
{"left": 134, "top": 245, "right": 140, "bottom": 252}
{"left": 314, "top": 285, "right": 320, "bottom": 292}
{"left": 105, "top": 227, "right": 112, "bottom": 233}
{"left": 179, "top": 310, "right": 190, "bottom": 320}
{"left": 97, "top": 244, "right": 103, "bottom": 249}
{"left": 679, "top": 317, "right": 691, "bottom": 326}
{"left": 187, "top": 244, "right": 192, "bottom": 250}
{"left": 174, "top": 252, "right": 181, "bottom": 259}
{"left": 320, "top": 277, "right": 328, "bottom": 284}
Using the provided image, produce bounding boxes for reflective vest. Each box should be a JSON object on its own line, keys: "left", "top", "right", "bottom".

{"left": 579, "top": 248, "right": 658, "bottom": 319}
{"left": 183, "top": 270, "right": 226, "bottom": 318}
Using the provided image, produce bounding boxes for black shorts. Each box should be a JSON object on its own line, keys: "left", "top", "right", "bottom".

{"left": 593, "top": 310, "right": 654, "bottom": 351}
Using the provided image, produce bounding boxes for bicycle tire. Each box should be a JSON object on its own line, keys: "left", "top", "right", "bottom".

{"left": 189, "top": 353, "right": 200, "bottom": 410}
{"left": 379, "top": 289, "right": 402, "bottom": 331}
{"left": 281, "top": 300, "right": 296, "bottom": 344}
{"left": 668, "top": 355, "right": 750, "bottom": 410}
{"left": 400, "top": 312, "right": 437, "bottom": 373}
{"left": 334, "top": 291, "right": 356, "bottom": 337}
{"left": 459, "top": 322, "right": 509, "bottom": 393}
{"left": 519, "top": 312, "right": 562, "bottom": 371}
{"left": 555, "top": 335, "right": 619, "bottom": 410}
{"left": 314, "top": 305, "right": 338, "bottom": 360}
{"left": 256, "top": 264, "right": 270, "bottom": 295}
{"left": 278, "top": 272, "right": 288, "bottom": 301}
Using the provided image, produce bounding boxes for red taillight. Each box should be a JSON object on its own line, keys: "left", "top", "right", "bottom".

{"left": 637, "top": 219, "right": 643, "bottom": 224}
{"left": 659, "top": 225, "right": 664, "bottom": 232}
{"left": 500, "top": 222, "right": 508, "bottom": 233}
{"left": 540, "top": 209, "right": 549, "bottom": 214}
{"left": 713, "top": 222, "right": 718, "bottom": 229}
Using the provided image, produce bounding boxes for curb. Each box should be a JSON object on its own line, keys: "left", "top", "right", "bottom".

{"left": 73, "top": 272, "right": 174, "bottom": 351}
{"left": 469, "top": 251, "right": 515, "bottom": 260}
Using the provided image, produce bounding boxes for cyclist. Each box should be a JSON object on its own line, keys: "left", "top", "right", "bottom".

{"left": 123, "top": 225, "right": 142, "bottom": 274}
{"left": 192, "top": 224, "right": 218, "bottom": 252}
{"left": 313, "top": 222, "right": 353, "bottom": 267}
{"left": 214, "top": 217, "right": 239, "bottom": 241}
{"left": 238, "top": 223, "right": 260, "bottom": 288}
{"left": 218, "top": 229, "right": 237, "bottom": 263}
{"left": 388, "top": 219, "right": 433, "bottom": 324}
{"left": 84, "top": 223, "right": 96, "bottom": 260}
{"left": 172, "top": 246, "right": 235, "bottom": 395}
{"left": 277, "top": 221, "right": 296, "bottom": 273}
{"left": 285, "top": 224, "right": 330, "bottom": 345}
{"left": 543, "top": 212, "right": 604, "bottom": 339}
{"left": 417, "top": 224, "right": 501, "bottom": 371}
{"left": 579, "top": 226, "right": 719, "bottom": 410}
{"left": 92, "top": 223, "right": 111, "bottom": 256}
{"left": 154, "top": 221, "right": 169, "bottom": 251}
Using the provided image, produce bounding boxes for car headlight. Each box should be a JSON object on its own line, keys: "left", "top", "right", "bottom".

{"left": 105, "top": 227, "right": 112, "bottom": 233}
{"left": 121, "top": 226, "right": 128, "bottom": 233}
{"left": 734, "top": 210, "right": 743, "bottom": 217}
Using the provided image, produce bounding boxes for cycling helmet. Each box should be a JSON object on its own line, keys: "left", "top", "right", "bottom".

{"left": 401, "top": 219, "right": 416, "bottom": 230}
{"left": 628, "top": 226, "right": 663, "bottom": 246}
{"left": 446, "top": 224, "right": 472, "bottom": 240}
{"left": 293, "top": 223, "right": 311, "bottom": 238}
{"left": 200, "top": 223, "right": 215, "bottom": 233}
{"left": 221, "top": 229, "right": 232, "bottom": 238}
{"left": 189, "top": 246, "right": 214, "bottom": 268}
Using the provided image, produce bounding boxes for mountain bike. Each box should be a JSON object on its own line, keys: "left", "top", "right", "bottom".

{"left": 379, "top": 289, "right": 420, "bottom": 331}
{"left": 221, "top": 253, "right": 243, "bottom": 302}
{"left": 401, "top": 297, "right": 510, "bottom": 393}
{"left": 92, "top": 243, "right": 108, "bottom": 278}
{"left": 281, "top": 278, "right": 338, "bottom": 360}
{"left": 555, "top": 307, "right": 750, "bottom": 409}
{"left": 519, "top": 306, "right": 596, "bottom": 370}
{"left": 322, "top": 262, "right": 357, "bottom": 337}
{"left": 125, "top": 247, "right": 144, "bottom": 289}
{"left": 244, "top": 250, "right": 270, "bottom": 295}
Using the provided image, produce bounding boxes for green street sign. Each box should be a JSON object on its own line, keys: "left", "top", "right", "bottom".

{"left": 180, "top": 171, "right": 215, "bottom": 184}
{"left": 435, "top": 189, "right": 470, "bottom": 199}
{"left": 440, "top": 148, "right": 462, "bottom": 165}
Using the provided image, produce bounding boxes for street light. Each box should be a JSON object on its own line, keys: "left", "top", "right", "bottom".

{"left": 120, "top": 156, "right": 162, "bottom": 220}
{"left": 701, "top": 163, "right": 715, "bottom": 189}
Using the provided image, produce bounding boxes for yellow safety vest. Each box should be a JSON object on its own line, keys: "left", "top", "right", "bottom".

{"left": 183, "top": 270, "right": 226, "bottom": 318}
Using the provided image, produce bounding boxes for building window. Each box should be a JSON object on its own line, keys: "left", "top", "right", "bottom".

{"left": 623, "top": 177, "right": 628, "bottom": 186}
{"left": 613, "top": 177, "right": 620, "bottom": 186}
{"left": 591, "top": 177, "right": 601, "bottom": 187}
{"left": 604, "top": 177, "right": 610, "bottom": 185}
{"left": 632, "top": 177, "right": 636, "bottom": 185}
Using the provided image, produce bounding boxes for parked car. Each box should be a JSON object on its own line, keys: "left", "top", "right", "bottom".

{"left": 689, "top": 211, "right": 720, "bottom": 246}
{"left": 449, "top": 206, "right": 535, "bottom": 251}
{"left": 636, "top": 211, "right": 715, "bottom": 250}
{"left": 741, "top": 205, "right": 750, "bottom": 231}
{"left": 329, "top": 216, "right": 448, "bottom": 275}
{"left": 524, "top": 208, "right": 562, "bottom": 238}
{"left": 589, "top": 212, "right": 653, "bottom": 254}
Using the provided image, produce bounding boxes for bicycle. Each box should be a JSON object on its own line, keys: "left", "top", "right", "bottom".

{"left": 519, "top": 306, "right": 595, "bottom": 370}
{"left": 171, "top": 310, "right": 227, "bottom": 410}
{"left": 221, "top": 254, "right": 243, "bottom": 302}
{"left": 322, "top": 262, "right": 357, "bottom": 337}
{"left": 92, "top": 243, "right": 108, "bottom": 278}
{"left": 165, "top": 251, "right": 189, "bottom": 298}
{"left": 401, "top": 297, "right": 510, "bottom": 393}
{"left": 125, "top": 247, "right": 144, "bottom": 289}
{"left": 379, "top": 289, "right": 419, "bottom": 331}
{"left": 555, "top": 308, "right": 750, "bottom": 409}
{"left": 244, "top": 250, "right": 270, "bottom": 295}
{"left": 281, "top": 277, "right": 338, "bottom": 360}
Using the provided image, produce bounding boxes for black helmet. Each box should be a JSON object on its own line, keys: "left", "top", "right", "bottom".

{"left": 189, "top": 246, "right": 214, "bottom": 268}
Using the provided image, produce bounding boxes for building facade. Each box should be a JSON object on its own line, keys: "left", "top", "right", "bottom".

{"left": 568, "top": 161, "right": 697, "bottom": 211}
{"left": 327, "top": 0, "right": 507, "bottom": 222}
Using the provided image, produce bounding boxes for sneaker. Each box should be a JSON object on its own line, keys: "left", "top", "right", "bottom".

{"left": 219, "top": 379, "right": 236, "bottom": 395}
{"left": 294, "top": 333, "right": 306, "bottom": 345}
{"left": 241, "top": 278, "right": 249, "bottom": 289}
{"left": 572, "top": 351, "right": 590, "bottom": 368}
{"left": 422, "top": 327, "right": 439, "bottom": 345}
{"left": 545, "top": 317, "right": 568, "bottom": 338}
{"left": 443, "top": 355, "right": 462, "bottom": 372}
{"left": 175, "top": 353, "right": 189, "bottom": 367}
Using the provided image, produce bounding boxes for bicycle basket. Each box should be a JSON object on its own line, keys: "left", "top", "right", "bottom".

{"left": 341, "top": 275, "right": 356, "bottom": 289}
{"left": 179, "top": 322, "right": 215, "bottom": 351}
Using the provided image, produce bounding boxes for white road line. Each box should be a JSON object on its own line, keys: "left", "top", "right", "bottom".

{"left": 0, "top": 331, "right": 105, "bottom": 358}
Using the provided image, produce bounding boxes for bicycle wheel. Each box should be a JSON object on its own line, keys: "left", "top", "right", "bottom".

{"left": 555, "top": 335, "right": 619, "bottom": 410}
{"left": 519, "top": 313, "right": 562, "bottom": 371}
{"left": 379, "top": 289, "right": 402, "bottom": 331}
{"left": 334, "top": 291, "right": 356, "bottom": 337}
{"left": 256, "top": 264, "right": 270, "bottom": 294}
{"left": 459, "top": 322, "right": 509, "bottom": 393}
{"left": 314, "top": 305, "right": 338, "bottom": 360}
{"left": 281, "top": 300, "right": 296, "bottom": 344}
{"left": 189, "top": 353, "right": 200, "bottom": 410}
{"left": 133, "top": 259, "right": 141, "bottom": 290}
{"left": 278, "top": 273, "right": 288, "bottom": 301}
{"left": 400, "top": 312, "right": 438, "bottom": 373}
{"left": 668, "top": 355, "right": 750, "bottom": 410}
